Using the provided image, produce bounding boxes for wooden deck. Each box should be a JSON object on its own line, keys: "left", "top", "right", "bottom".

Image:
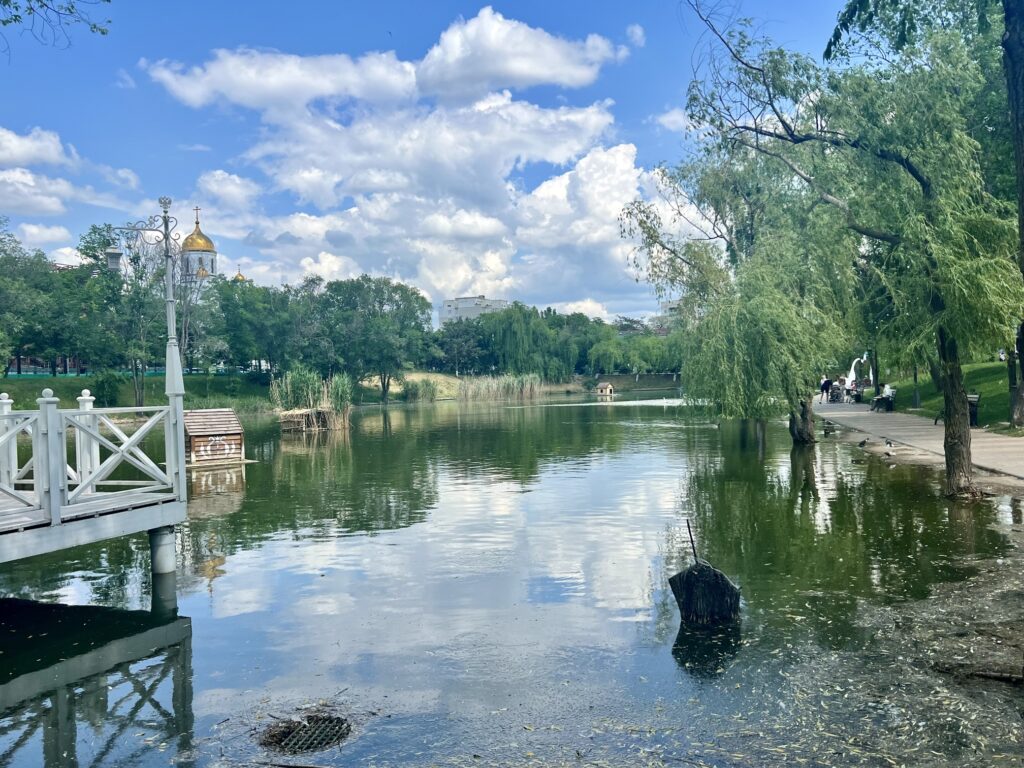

{"left": 0, "top": 491, "right": 180, "bottom": 534}
{"left": 0, "top": 496, "right": 185, "bottom": 565}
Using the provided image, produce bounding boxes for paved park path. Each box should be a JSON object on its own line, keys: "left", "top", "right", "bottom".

{"left": 819, "top": 401, "right": 1024, "bottom": 480}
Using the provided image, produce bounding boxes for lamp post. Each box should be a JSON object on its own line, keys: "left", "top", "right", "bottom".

{"left": 105, "top": 197, "right": 187, "bottom": 508}
{"left": 106, "top": 196, "right": 184, "bottom": 396}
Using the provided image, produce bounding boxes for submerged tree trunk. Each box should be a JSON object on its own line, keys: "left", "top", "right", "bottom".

{"left": 788, "top": 399, "right": 816, "bottom": 445}
{"left": 937, "top": 328, "right": 976, "bottom": 497}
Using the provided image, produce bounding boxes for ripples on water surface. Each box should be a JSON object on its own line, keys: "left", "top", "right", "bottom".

{"left": 0, "top": 398, "right": 1021, "bottom": 766}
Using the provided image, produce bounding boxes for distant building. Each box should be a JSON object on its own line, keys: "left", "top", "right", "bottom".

{"left": 439, "top": 295, "right": 509, "bottom": 325}
{"left": 648, "top": 298, "right": 682, "bottom": 336}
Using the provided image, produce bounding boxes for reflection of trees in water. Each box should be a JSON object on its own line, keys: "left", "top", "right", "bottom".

{"left": 0, "top": 534, "right": 151, "bottom": 608}
{"left": 425, "top": 403, "right": 627, "bottom": 483}
{"left": 668, "top": 421, "right": 1011, "bottom": 650}
{"left": 184, "top": 416, "right": 439, "bottom": 564}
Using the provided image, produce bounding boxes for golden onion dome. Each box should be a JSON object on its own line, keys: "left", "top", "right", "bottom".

{"left": 233, "top": 268, "right": 247, "bottom": 282}
{"left": 182, "top": 207, "right": 216, "bottom": 253}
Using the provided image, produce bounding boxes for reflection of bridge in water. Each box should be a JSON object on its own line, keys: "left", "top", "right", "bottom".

{"left": 0, "top": 584, "right": 192, "bottom": 768}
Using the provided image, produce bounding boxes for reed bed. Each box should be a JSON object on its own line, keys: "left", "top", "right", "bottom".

{"left": 271, "top": 367, "right": 353, "bottom": 430}
{"left": 457, "top": 373, "right": 542, "bottom": 401}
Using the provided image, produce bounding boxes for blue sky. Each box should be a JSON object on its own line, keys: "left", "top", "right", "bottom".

{"left": 0, "top": 1, "right": 842, "bottom": 319}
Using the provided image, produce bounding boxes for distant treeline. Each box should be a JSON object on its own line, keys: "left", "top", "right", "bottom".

{"left": 1, "top": 219, "right": 682, "bottom": 404}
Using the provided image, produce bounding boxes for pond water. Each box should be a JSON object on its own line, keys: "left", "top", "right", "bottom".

{"left": 0, "top": 397, "right": 1021, "bottom": 767}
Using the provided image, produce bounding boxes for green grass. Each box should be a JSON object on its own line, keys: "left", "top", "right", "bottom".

{"left": 0, "top": 374, "right": 272, "bottom": 411}
{"left": 594, "top": 373, "right": 681, "bottom": 392}
{"left": 888, "top": 362, "right": 1012, "bottom": 428}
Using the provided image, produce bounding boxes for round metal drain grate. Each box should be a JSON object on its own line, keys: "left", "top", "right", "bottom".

{"left": 259, "top": 714, "right": 352, "bottom": 754}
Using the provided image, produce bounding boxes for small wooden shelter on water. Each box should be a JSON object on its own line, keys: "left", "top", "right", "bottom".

{"left": 596, "top": 382, "right": 615, "bottom": 397}
{"left": 183, "top": 409, "right": 245, "bottom": 466}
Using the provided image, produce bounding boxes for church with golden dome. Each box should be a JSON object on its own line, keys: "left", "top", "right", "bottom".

{"left": 181, "top": 207, "right": 217, "bottom": 281}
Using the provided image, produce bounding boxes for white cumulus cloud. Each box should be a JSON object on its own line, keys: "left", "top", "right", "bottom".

{"left": 17, "top": 223, "right": 72, "bottom": 246}
{"left": 556, "top": 298, "right": 612, "bottom": 320}
{"left": 144, "top": 48, "right": 417, "bottom": 111}
{"left": 49, "top": 246, "right": 84, "bottom": 265}
{"left": 197, "top": 169, "right": 262, "bottom": 211}
{"left": 418, "top": 6, "right": 622, "bottom": 99}
{"left": 143, "top": 8, "right": 656, "bottom": 315}
{"left": 626, "top": 24, "right": 646, "bottom": 48}
{"left": 655, "top": 107, "right": 691, "bottom": 133}
{"left": 0, "top": 126, "right": 76, "bottom": 167}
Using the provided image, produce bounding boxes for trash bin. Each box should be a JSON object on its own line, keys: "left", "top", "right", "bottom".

{"left": 967, "top": 394, "right": 980, "bottom": 427}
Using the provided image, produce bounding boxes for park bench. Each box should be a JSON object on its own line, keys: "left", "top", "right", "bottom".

{"left": 933, "top": 393, "right": 981, "bottom": 426}
{"left": 870, "top": 388, "right": 897, "bottom": 412}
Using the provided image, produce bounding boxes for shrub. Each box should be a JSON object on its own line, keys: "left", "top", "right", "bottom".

{"left": 402, "top": 378, "right": 438, "bottom": 402}
{"left": 91, "top": 370, "right": 124, "bottom": 407}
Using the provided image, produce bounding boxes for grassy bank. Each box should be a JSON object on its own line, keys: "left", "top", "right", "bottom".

{"left": 888, "top": 362, "right": 1010, "bottom": 428}
{"left": 0, "top": 374, "right": 273, "bottom": 412}
{"left": 594, "top": 373, "right": 681, "bottom": 392}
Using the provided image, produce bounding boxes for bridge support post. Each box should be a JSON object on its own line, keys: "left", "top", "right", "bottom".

{"left": 149, "top": 525, "right": 176, "bottom": 575}
{"left": 151, "top": 570, "right": 178, "bottom": 619}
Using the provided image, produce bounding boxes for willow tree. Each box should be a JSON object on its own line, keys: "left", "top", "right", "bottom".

{"left": 827, "top": 0, "right": 1024, "bottom": 424}
{"left": 684, "top": 3, "right": 1024, "bottom": 495}
{"left": 623, "top": 146, "right": 857, "bottom": 444}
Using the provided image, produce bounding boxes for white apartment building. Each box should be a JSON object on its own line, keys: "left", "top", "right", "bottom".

{"left": 439, "top": 295, "right": 510, "bottom": 325}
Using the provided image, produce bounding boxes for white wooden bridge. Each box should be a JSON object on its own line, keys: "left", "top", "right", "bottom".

{"left": 0, "top": 387, "right": 186, "bottom": 572}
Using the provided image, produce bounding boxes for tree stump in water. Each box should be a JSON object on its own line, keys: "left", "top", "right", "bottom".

{"left": 669, "top": 560, "right": 741, "bottom": 625}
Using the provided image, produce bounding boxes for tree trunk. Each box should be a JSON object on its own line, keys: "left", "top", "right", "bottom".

{"left": 913, "top": 365, "right": 921, "bottom": 408}
{"left": 870, "top": 349, "right": 880, "bottom": 396}
{"left": 788, "top": 399, "right": 816, "bottom": 445}
{"left": 380, "top": 373, "right": 390, "bottom": 404}
{"left": 1002, "top": 0, "right": 1024, "bottom": 426}
{"left": 15, "top": 355, "right": 21, "bottom": 375}
{"left": 936, "top": 328, "right": 976, "bottom": 497}
{"left": 132, "top": 360, "right": 145, "bottom": 408}
{"left": 50, "top": 357, "right": 57, "bottom": 377}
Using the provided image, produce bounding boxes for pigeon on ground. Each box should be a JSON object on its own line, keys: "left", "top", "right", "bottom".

{"left": 858, "top": 439, "right": 869, "bottom": 447}
{"left": 885, "top": 439, "right": 894, "bottom": 448}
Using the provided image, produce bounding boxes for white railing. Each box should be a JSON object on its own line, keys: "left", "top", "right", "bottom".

{"left": 62, "top": 406, "right": 173, "bottom": 502}
{"left": 0, "top": 409, "right": 39, "bottom": 511}
{"left": 0, "top": 388, "right": 186, "bottom": 528}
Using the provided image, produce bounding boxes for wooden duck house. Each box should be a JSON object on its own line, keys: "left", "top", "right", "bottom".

{"left": 183, "top": 409, "right": 245, "bottom": 466}
{"left": 596, "top": 382, "right": 615, "bottom": 397}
